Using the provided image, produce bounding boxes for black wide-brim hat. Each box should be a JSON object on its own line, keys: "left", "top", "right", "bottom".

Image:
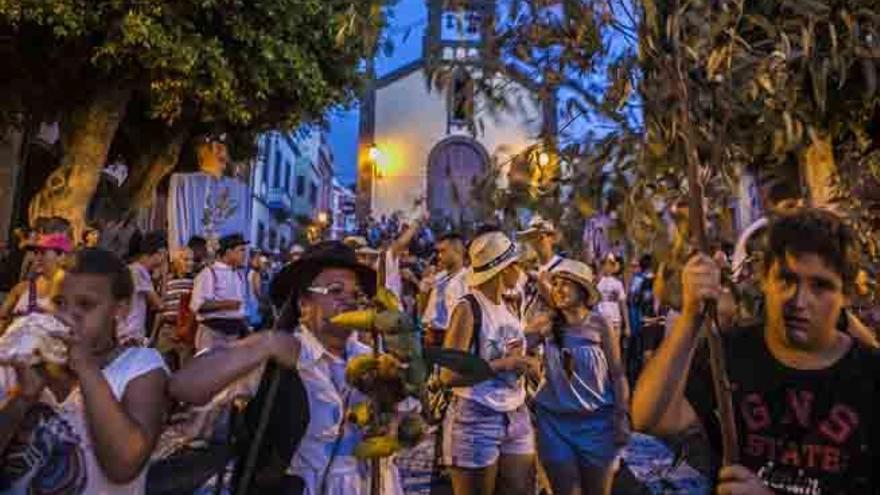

{"left": 269, "top": 240, "right": 377, "bottom": 308}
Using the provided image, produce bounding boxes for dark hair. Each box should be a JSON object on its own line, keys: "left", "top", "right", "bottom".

{"left": 765, "top": 208, "right": 859, "bottom": 288}
{"left": 67, "top": 248, "right": 134, "bottom": 300}
{"left": 34, "top": 216, "right": 71, "bottom": 236}
{"left": 187, "top": 236, "right": 207, "bottom": 251}
{"left": 550, "top": 279, "right": 591, "bottom": 352}
{"left": 765, "top": 178, "right": 801, "bottom": 207}
{"left": 137, "top": 231, "right": 167, "bottom": 256}
{"left": 639, "top": 254, "right": 653, "bottom": 272}
{"left": 437, "top": 232, "right": 465, "bottom": 244}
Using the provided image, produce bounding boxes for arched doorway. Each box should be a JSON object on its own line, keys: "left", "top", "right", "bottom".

{"left": 426, "top": 137, "right": 489, "bottom": 227}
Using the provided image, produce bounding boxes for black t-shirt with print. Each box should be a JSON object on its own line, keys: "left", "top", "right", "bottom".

{"left": 686, "top": 325, "right": 879, "bottom": 494}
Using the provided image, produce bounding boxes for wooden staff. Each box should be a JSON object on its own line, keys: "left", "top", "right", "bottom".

{"left": 234, "top": 299, "right": 291, "bottom": 495}
{"left": 686, "top": 155, "right": 740, "bottom": 466}
{"left": 671, "top": 0, "right": 739, "bottom": 465}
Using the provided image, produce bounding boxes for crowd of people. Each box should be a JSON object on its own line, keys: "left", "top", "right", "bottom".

{"left": 0, "top": 204, "right": 877, "bottom": 495}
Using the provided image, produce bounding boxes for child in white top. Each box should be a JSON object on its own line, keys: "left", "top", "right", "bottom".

{"left": 0, "top": 249, "right": 168, "bottom": 495}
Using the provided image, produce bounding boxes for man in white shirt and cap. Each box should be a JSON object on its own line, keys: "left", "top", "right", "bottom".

{"left": 190, "top": 233, "right": 249, "bottom": 351}
{"left": 421, "top": 232, "right": 468, "bottom": 346}
{"left": 518, "top": 215, "right": 569, "bottom": 325}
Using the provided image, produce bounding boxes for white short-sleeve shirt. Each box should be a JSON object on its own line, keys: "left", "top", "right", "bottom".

{"left": 0, "top": 347, "right": 168, "bottom": 494}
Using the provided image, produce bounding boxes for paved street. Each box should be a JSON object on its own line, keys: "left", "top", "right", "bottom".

{"left": 394, "top": 431, "right": 708, "bottom": 495}
{"left": 155, "top": 425, "right": 709, "bottom": 495}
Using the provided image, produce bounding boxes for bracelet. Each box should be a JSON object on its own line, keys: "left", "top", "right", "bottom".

{"left": 6, "top": 385, "right": 21, "bottom": 399}
{"left": 6, "top": 385, "right": 37, "bottom": 402}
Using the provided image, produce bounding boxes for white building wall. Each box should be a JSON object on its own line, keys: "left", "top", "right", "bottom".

{"left": 370, "top": 70, "right": 543, "bottom": 217}
{"left": 251, "top": 132, "right": 299, "bottom": 253}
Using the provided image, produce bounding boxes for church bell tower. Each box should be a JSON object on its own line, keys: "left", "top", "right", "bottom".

{"left": 425, "top": 0, "right": 495, "bottom": 67}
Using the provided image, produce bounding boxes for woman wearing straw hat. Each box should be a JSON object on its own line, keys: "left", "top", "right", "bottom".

{"left": 439, "top": 229, "right": 538, "bottom": 495}
{"left": 0, "top": 233, "right": 71, "bottom": 332}
{"left": 530, "top": 259, "right": 630, "bottom": 495}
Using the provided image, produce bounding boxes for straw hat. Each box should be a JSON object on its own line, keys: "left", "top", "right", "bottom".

{"left": 467, "top": 231, "right": 521, "bottom": 287}
{"left": 552, "top": 259, "right": 601, "bottom": 306}
{"left": 269, "top": 241, "right": 377, "bottom": 307}
{"left": 343, "top": 236, "right": 369, "bottom": 249}
{"left": 357, "top": 246, "right": 381, "bottom": 256}
{"left": 517, "top": 215, "right": 556, "bottom": 239}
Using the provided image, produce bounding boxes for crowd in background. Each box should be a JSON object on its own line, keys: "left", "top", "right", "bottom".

{"left": 0, "top": 203, "right": 878, "bottom": 495}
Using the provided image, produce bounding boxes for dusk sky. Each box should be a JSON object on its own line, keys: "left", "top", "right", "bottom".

{"left": 326, "top": 0, "right": 635, "bottom": 187}
{"left": 326, "top": 0, "right": 427, "bottom": 187}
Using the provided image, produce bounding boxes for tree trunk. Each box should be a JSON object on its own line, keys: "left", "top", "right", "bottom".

{"left": 124, "top": 125, "right": 191, "bottom": 211}
{"left": 28, "top": 86, "right": 132, "bottom": 238}
{"left": 0, "top": 127, "right": 25, "bottom": 242}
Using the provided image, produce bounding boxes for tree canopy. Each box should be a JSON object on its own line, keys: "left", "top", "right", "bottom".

{"left": 2, "top": 0, "right": 386, "bottom": 127}
{"left": 1, "top": 0, "right": 389, "bottom": 230}
{"left": 448, "top": 0, "right": 879, "bottom": 263}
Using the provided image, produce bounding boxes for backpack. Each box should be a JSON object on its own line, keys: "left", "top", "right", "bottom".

{"left": 230, "top": 360, "right": 310, "bottom": 494}
{"left": 174, "top": 291, "right": 198, "bottom": 345}
{"left": 425, "top": 294, "right": 482, "bottom": 425}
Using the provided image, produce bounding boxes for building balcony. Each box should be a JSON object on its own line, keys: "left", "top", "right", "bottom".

{"left": 265, "top": 188, "right": 293, "bottom": 214}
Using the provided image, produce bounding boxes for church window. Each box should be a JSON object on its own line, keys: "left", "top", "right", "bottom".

{"left": 257, "top": 222, "right": 265, "bottom": 250}
{"left": 296, "top": 175, "right": 305, "bottom": 196}
{"left": 450, "top": 71, "right": 474, "bottom": 124}
{"left": 273, "top": 151, "right": 282, "bottom": 188}
{"left": 309, "top": 182, "right": 318, "bottom": 206}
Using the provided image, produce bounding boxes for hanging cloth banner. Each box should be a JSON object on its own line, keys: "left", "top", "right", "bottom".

{"left": 167, "top": 172, "right": 252, "bottom": 253}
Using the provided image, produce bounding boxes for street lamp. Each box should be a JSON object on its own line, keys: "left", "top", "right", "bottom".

{"left": 317, "top": 211, "right": 329, "bottom": 225}
{"left": 368, "top": 145, "right": 387, "bottom": 178}
{"left": 367, "top": 144, "right": 386, "bottom": 218}
{"left": 538, "top": 151, "right": 551, "bottom": 168}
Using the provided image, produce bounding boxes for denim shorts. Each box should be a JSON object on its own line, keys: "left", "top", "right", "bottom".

{"left": 534, "top": 406, "right": 621, "bottom": 468}
{"left": 442, "top": 397, "right": 535, "bottom": 469}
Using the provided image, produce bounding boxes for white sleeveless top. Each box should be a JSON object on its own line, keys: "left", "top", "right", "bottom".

{"left": 0, "top": 347, "right": 169, "bottom": 495}
{"left": 11, "top": 285, "right": 53, "bottom": 316}
{"left": 452, "top": 291, "right": 526, "bottom": 412}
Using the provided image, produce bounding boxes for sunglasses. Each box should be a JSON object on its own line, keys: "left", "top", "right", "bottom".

{"left": 307, "top": 282, "right": 367, "bottom": 302}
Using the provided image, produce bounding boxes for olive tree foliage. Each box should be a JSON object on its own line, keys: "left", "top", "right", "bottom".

{"left": 424, "top": 0, "right": 642, "bottom": 254}
{"left": 0, "top": 0, "right": 389, "bottom": 231}
{"left": 439, "top": 0, "right": 880, "bottom": 264}
{"left": 638, "top": 0, "right": 880, "bottom": 259}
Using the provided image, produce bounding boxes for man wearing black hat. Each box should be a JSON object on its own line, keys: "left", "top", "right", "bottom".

{"left": 189, "top": 233, "right": 249, "bottom": 351}
{"left": 170, "top": 241, "right": 392, "bottom": 494}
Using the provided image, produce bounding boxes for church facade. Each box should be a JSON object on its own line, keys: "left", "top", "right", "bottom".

{"left": 356, "top": 0, "right": 556, "bottom": 224}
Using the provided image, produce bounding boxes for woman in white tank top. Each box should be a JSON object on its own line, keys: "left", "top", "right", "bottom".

{"left": 0, "top": 233, "right": 69, "bottom": 332}
{"left": 439, "top": 230, "right": 538, "bottom": 495}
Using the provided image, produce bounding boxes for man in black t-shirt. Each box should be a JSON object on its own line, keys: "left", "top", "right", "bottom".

{"left": 632, "top": 208, "right": 879, "bottom": 495}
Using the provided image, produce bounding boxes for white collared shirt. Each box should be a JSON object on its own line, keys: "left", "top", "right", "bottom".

{"left": 421, "top": 268, "right": 467, "bottom": 331}
{"left": 121, "top": 262, "right": 153, "bottom": 342}
{"left": 190, "top": 261, "right": 246, "bottom": 321}
{"left": 288, "top": 327, "right": 404, "bottom": 495}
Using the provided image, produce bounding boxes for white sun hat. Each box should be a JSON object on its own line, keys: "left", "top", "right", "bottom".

{"left": 552, "top": 258, "right": 601, "bottom": 307}
{"left": 517, "top": 214, "right": 556, "bottom": 239}
{"left": 467, "top": 231, "right": 522, "bottom": 287}
{"left": 343, "top": 236, "right": 369, "bottom": 249}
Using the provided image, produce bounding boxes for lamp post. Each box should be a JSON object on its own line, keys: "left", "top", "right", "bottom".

{"left": 367, "top": 145, "right": 386, "bottom": 218}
